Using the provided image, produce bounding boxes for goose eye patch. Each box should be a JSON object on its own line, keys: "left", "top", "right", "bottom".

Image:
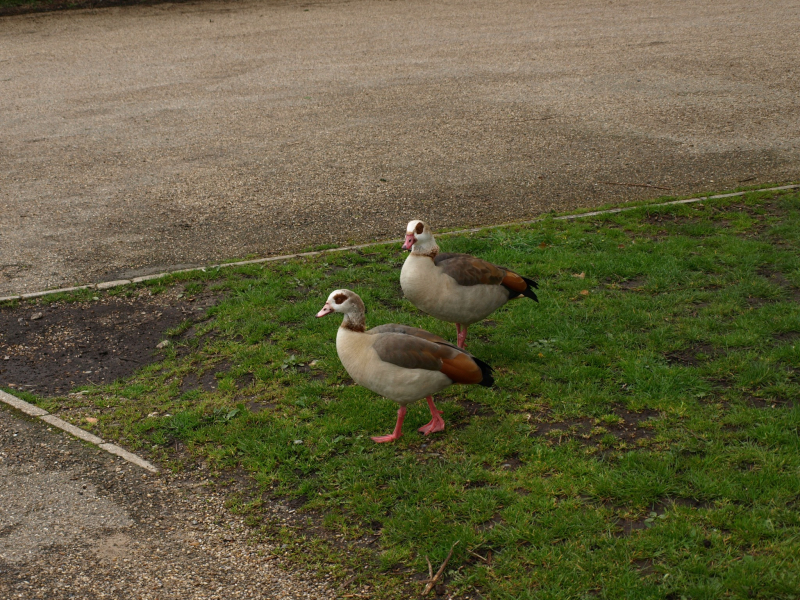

{"left": 415, "top": 222, "right": 424, "bottom": 234}
{"left": 333, "top": 293, "right": 348, "bottom": 304}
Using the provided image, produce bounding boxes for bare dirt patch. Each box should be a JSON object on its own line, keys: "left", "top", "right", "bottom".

{"left": 664, "top": 343, "right": 716, "bottom": 367}
{"left": 773, "top": 331, "right": 800, "bottom": 344}
{"left": 0, "top": 289, "right": 219, "bottom": 396}
{"left": 615, "top": 497, "right": 708, "bottom": 537}
{"left": 532, "top": 407, "right": 659, "bottom": 448}
{"left": 745, "top": 395, "right": 795, "bottom": 410}
{"left": 179, "top": 360, "right": 230, "bottom": 394}
{"left": 604, "top": 276, "right": 647, "bottom": 291}
{"left": 454, "top": 398, "right": 495, "bottom": 418}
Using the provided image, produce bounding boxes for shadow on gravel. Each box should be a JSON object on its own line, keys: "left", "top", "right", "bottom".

{"left": 0, "top": 0, "right": 191, "bottom": 18}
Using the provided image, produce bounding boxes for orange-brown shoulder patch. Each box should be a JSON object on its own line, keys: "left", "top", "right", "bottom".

{"left": 501, "top": 272, "right": 527, "bottom": 293}
{"left": 439, "top": 353, "right": 483, "bottom": 385}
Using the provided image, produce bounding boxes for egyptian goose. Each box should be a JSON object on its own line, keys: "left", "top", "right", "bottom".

{"left": 400, "top": 220, "right": 539, "bottom": 348}
{"left": 316, "top": 289, "right": 494, "bottom": 443}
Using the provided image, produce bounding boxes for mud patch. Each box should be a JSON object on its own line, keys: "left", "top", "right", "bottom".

{"left": 455, "top": 399, "right": 495, "bottom": 417}
{"left": 745, "top": 395, "right": 795, "bottom": 409}
{"left": 605, "top": 276, "right": 646, "bottom": 291}
{"left": 180, "top": 360, "right": 231, "bottom": 394}
{"left": 664, "top": 343, "right": 715, "bottom": 366}
{"left": 246, "top": 400, "right": 277, "bottom": 413}
{"left": 643, "top": 212, "right": 694, "bottom": 226}
{"left": 498, "top": 455, "right": 522, "bottom": 471}
{"left": 476, "top": 514, "right": 503, "bottom": 533}
{"left": 615, "top": 497, "right": 706, "bottom": 537}
{"left": 773, "top": 331, "right": 800, "bottom": 344}
{"left": 532, "top": 407, "right": 659, "bottom": 448}
{"left": 632, "top": 558, "right": 656, "bottom": 577}
{"left": 0, "top": 289, "right": 220, "bottom": 396}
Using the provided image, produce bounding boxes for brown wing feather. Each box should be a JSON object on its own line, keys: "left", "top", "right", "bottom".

{"left": 368, "top": 323, "right": 456, "bottom": 348}
{"left": 370, "top": 325, "right": 491, "bottom": 385}
{"left": 371, "top": 333, "right": 459, "bottom": 371}
{"left": 433, "top": 253, "right": 507, "bottom": 287}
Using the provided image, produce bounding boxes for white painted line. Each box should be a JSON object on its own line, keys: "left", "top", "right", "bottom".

{"left": 41, "top": 415, "right": 105, "bottom": 445}
{"left": 0, "top": 389, "right": 49, "bottom": 416}
{"left": 100, "top": 443, "right": 159, "bottom": 473}
{"left": 0, "top": 389, "right": 158, "bottom": 473}
{"left": 2, "top": 184, "right": 798, "bottom": 303}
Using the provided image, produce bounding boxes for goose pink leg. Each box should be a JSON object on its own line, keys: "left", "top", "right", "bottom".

{"left": 418, "top": 396, "right": 445, "bottom": 435}
{"left": 456, "top": 323, "right": 468, "bottom": 349}
{"left": 372, "top": 406, "right": 407, "bottom": 443}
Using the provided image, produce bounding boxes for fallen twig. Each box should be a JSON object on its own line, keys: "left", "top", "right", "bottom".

{"left": 598, "top": 181, "right": 672, "bottom": 191}
{"left": 422, "top": 540, "right": 459, "bottom": 596}
{"left": 468, "top": 550, "right": 490, "bottom": 563}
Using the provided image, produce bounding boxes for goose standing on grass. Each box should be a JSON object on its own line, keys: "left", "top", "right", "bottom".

{"left": 316, "top": 289, "right": 494, "bottom": 443}
{"left": 400, "top": 220, "right": 539, "bottom": 348}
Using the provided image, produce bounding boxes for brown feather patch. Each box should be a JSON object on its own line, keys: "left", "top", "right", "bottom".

{"left": 439, "top": 353, "right": 484, "bottom": 384}
{"left": 333, "top": 293, "right": 348, "bottom": 304}
{"left": 434, "top": 253, "right": 506, "bottom": 286}
{"left": 501, "top": 272, "right": 527, "bottom": 293}
{"left": 415, "top": 221, "right": 424, "bottom": 234}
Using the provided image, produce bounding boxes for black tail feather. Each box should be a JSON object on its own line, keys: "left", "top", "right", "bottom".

{"left": 472, "top": 356, "right": 495, "bottom": 387}
{"left": 521, "top": 276, "right": 539, "bottom": 302}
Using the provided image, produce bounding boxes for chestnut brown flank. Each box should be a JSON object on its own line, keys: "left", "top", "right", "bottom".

{"left": 501, "top": 272, "right": 527, "bottom": 292}
{"left": 439, "top": 353, "right": 483, "bottom": 384}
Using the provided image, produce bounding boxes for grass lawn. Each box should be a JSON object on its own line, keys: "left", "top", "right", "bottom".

{"left": 7, "top": 188, "right": 800, "bottom": 599}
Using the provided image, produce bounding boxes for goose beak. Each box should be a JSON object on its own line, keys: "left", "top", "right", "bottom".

{"left": 402, "top": 233, "right": 416, "bottom": 251}
{"left": 316, "top": 302, "right": 334, "bottom": 318}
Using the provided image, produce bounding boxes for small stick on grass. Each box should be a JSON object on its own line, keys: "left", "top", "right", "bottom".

{"left": 598, "top": 181, "right": 672, "bottom": 191}
{"left": 422, "top": 540, "right": 459, "bottom": 596}
{"left": 468, "top": 550, "right": 490, "bottom": 563}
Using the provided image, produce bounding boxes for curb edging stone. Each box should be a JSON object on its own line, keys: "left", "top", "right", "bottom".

{"left": 0, "top": 389, "right": 158, "bottom": 473}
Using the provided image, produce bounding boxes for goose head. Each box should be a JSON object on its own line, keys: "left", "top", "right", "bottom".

{"left": 316, "top": 289, "right": 366, "bottom": 331}
{"left": 402, "top": 220, "right": 438, "bottom": 254}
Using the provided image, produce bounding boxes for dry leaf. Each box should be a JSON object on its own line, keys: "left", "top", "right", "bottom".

{"left": 539, "top": 242, "right": 548, "bottom": 249}
{"left": 572, "top": 272, "right": 585, "bottom": 279}
{"left": 618, "top": 244, "right": 625, "bottom": 249}
{"left": 85, "top": 417, "right": 98, "bottom": 424}
{"left": 580, "top": 290, "right": 589, "bottom": 295}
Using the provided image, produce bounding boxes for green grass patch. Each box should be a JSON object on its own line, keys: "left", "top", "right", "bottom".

{"left": 36, "top": 189, "right": 800, "bottom": 598}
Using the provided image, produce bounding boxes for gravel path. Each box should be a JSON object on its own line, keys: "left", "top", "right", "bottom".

{"left": 1, "top": 0, "right": 799, "bottom": 296}
{"left": 0, "top": 406, "right": 336, "bottom": 599}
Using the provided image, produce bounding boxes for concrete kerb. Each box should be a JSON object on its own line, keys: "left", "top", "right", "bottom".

{"left": 0, "top": 388, "right": 158, "bottom": 473}
{"left": 1, "top": 184, "right": 797, "bottom": 306}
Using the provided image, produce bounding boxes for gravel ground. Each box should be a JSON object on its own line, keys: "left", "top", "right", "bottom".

{"left": 0, "top": 406, "right": 337, "bottom": 599}
{"left": 1, "top": 0, "right": 799, "bottom": 296}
